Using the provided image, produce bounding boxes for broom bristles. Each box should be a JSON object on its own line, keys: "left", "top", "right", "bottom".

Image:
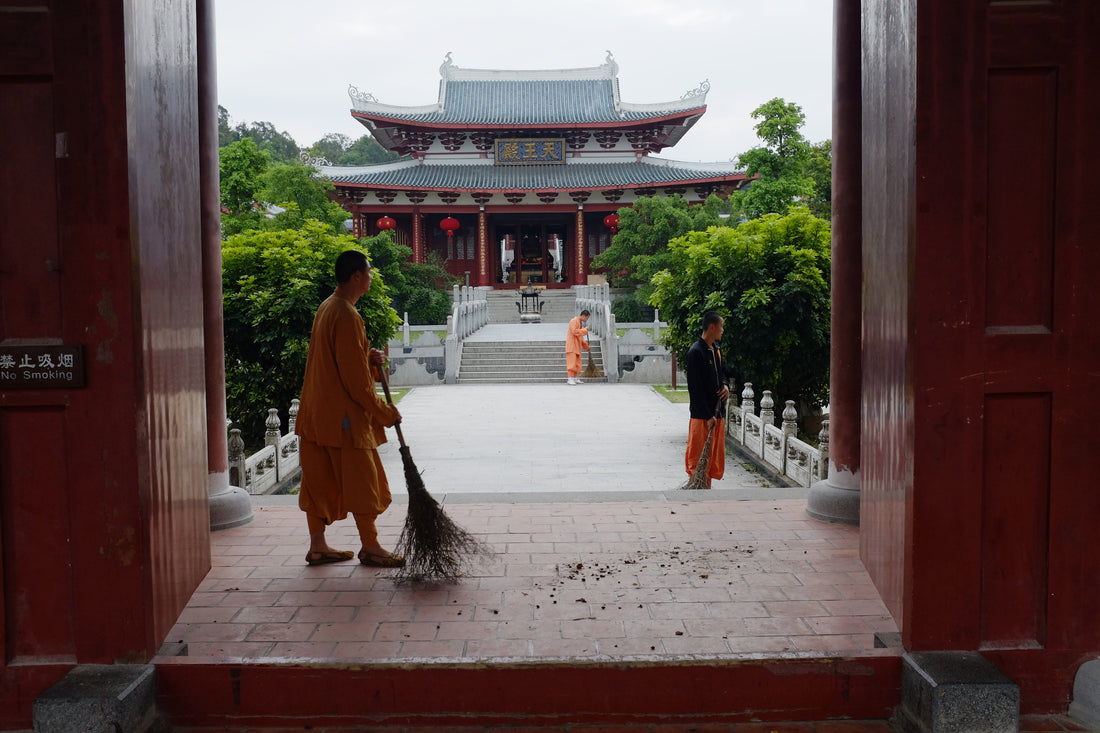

{"left": 580, "top": 348, "right": 604, "bottom": 378}
{"left": 680, "top": 423, "right": 715, "bottom": 490}
{"left": 393, "top": 446, "right": 486, "bottom": 581}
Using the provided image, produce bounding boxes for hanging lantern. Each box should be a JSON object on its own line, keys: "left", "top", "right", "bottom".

{"left": 440, "top": 216, "right": 460, "bottom": 239}
{"left": 376, "top": 216, "right": 396, "bottom": 231}
{"left": 603, "top": 213, "right": 620, "bottom": 235}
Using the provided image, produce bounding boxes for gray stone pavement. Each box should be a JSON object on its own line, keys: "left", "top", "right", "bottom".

{"left": 364, "top": 383, "right": 806, "bottom": 504}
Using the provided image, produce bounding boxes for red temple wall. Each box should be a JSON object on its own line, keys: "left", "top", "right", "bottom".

{"left": 0, "top": 0, "right": 210, "bottom": 725}
{"left": 860, "top": 0, "right": 1100, "bottom": 709}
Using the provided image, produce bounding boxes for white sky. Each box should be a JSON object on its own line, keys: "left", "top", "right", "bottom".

{"left": 214, "top": 0, "right": 834, "bottom": 164}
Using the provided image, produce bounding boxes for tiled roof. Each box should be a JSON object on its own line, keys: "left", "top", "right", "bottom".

{"left": 348, "top": 53, "right": 709, "bottom": 127}
{"left": 322, "top": 158, "right": 745, "bottom": 191}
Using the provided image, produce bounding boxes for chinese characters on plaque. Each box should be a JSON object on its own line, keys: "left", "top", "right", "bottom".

{"left": 494, "top": 138, "right": 565, "bottom": 165}
{"left": 0, "top": 345, "right": 85, "bottom": 389}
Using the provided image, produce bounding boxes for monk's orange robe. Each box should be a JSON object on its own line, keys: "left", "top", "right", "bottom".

{"left": 565, "top": 316, "right": 590, "bottom": 377}
{"left": 295, "top": 293, "right": 399, "bottom": 524}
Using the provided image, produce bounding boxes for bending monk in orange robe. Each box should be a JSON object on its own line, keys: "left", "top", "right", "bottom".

{"left": 295, "top": 250, "right": 404, "bottom": 567}
{"left": 565, "top": 309, "right": 590, "bottom": 385}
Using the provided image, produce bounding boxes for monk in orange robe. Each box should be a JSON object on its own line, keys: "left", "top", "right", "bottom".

{"left": 685, "top": 311, "right": 731, "bottom": 487}
{"left": 566, "top": 309, "right": 590, "bottom": 385}
{"left": 295, "top": 250, "right": 404, "bottom": 567}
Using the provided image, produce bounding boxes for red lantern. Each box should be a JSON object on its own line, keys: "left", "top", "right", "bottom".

{"left": 440, "top": 216, "right": 460, "bottom": 239}
{"left": 376, "top": 216, "right": 396, "bottom": 231}
{"left": 603, "top": 213, "right": 620, "bottom": 235}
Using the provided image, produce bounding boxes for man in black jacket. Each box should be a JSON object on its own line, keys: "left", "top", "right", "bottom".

{"left": 685, "top": 311, "right": 731, "bottom": 488}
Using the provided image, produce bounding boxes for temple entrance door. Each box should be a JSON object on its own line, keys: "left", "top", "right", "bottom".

{"left": 495, "top": 215, "right": 570, "bottom": 287}
{"left": 519, "top": 225, "right": 544, "bottom": 285}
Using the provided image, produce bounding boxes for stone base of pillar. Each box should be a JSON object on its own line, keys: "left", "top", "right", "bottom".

{"left": 209, "top": 470, "right": 254, "bottom": 531}
{"left": 1069, "top": 658, "right": 1100, "bottom": 730}
{"left": 896, "top": 651, "right": 1019, "bottom": 733}
{"left": 806, "top": 466, "right": 860, "bottom": 525}
{"left": 34, "top": 664, "right": 162, "bottom": 733}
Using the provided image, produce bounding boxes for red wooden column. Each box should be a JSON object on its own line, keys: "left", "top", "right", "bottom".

{"left": 0, "top": 1, "right": 212, "bottom": 725}
{"left": 412, "top": 209, "right": 424, "bottom": 264}
{"left": 806, "top": 0, "right": 861, "bottom": 524}
{"left": 477, "top": 209, "right": 489, "bottom": 286}
{"left": 574, "top": 208, "right": 587, "bottom": 284}
{"left": 860, "top": 0, "right": 1100, "bottom": 710}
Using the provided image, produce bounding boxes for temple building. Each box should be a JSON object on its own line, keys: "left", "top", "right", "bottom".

{"left": 320, "top": 53, "right": 750, "bottom": 288}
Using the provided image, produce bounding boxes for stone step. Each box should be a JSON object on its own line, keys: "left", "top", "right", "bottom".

{"left": 457, "top": 336, "right": 606, "bottom": 383}
{"left": 462, "top": 341, "right": 571, "bottom": 348}
{"left": 461, "top": 353, "right": 603, "bottom": 366}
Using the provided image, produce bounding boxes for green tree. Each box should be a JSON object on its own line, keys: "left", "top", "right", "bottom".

{"left": 802, "top": 139, "right": 832, "bottom": 220}
{"left": 221, "top": 220, "right": 401, "bottom": 445}
{"left": 307, "top": 133, "right": 352, "bottom": 166}
{"left": 650, "top": 206, "right": 831, "bottom": 410}
{"left": 218, "top": 105, "right": 239, "bottom": 147}
{"left": 232, "top": 120, "right": 299, "bottom": 163}
{"left": 219, "top": 138, "right": 270, "bottom": 235}
{"left": 260, "top": 162, "right": 350, "bottom": 233}
{"left": 339, "top": 134, "right": 401, "bottom": 166}
{"left": 730, "top": 98, "right": 816, "bottom": 221}
{"left": 591, "top": 194, "right": 725, "bottom": 296}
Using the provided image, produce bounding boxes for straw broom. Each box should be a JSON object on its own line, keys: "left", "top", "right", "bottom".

{"left": 680, "top": 402, "right": 725, "bottom": 490}
{"left": 377, "top": 369, "right": 485, "bottom": 581}
{"left": 580, "top": 335, "right": 604, "bottom": 379}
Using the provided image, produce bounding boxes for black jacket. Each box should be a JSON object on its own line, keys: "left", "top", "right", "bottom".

{"left": 686, "top": 337, "right": 729, "bottom": 420}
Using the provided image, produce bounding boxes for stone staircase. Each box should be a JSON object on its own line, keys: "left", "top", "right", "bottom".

{"left": 457, "top": 339, "right": 606, "bottom": 384}
{"left": 484, "top": 289, "right": 577, "bottom": 324}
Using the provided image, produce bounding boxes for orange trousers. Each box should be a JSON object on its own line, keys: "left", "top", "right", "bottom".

{"left": 685, "top": 417, "right": 725, "bottom": 481}
{"left": 298, "top": 438, "right": 391, "bottom": 526}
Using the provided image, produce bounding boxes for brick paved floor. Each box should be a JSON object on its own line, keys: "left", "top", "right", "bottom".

{"left": 161, "top": 498, "right": 1095, "bottom": 730}
{"left": 164, "top": 498, "right": 899, "bottom": 662}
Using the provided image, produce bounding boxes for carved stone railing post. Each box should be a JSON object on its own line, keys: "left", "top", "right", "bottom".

{"left": 227, "top": 428, "right": 245, "bottom": 489}
{"left": 288, "top": 399, "right": 300, "bottom": 452}
{"left": 741, "top": 383, "right": 755, "bottom": 416}
{"left": 782, "top": 400, "right": 799, "bottom": 440}
{"left": 264, "top": 408, "right": 280, "bottom": 448}
{"left": 817, "top": 419, "right": 830, "bottom": 483}
{"left": 444, "top": 314, "right": 458, "bottom": 384}
{"left": 760, "top": 390, "right": 775, "bottom": 426}
{"left": 402, "top": 311, "right": 410, "bottom": 348}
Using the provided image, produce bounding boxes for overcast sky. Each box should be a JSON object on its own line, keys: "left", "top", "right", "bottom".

{"left": 214, "top": 0, "right": 834, "bottom": 164}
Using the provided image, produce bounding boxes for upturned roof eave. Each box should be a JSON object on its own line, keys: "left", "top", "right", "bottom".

{"left": 326, "top": 173, "right": 751, "bottom": 194}
{"left": 349, "top": 107, "right": 707, "bottom": 132}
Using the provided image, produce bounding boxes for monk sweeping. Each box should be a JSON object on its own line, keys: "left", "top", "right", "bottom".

{"left": 685, "top": 310, "right": 731, "bottom": 488}
{"left": 295, "top": 250, "right": 405, "bottom": 567}
{"left": 565, "top": 309, "right": 590, "bottom": 385}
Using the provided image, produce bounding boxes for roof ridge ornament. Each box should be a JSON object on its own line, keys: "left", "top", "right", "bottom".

{"left": 604, "top": 50, "right": 619, "bottom": 76}
{"left": 681, "top": 79, "right": 711, "bottom": 100}
{"left": 299, "top": 151, "right": 331, "bottom": 170}
{"left": 348, "top": 85, "right": 378, "bottom": 104}
{"left": 440, "top": 51, "right": 454, "bottom": 78}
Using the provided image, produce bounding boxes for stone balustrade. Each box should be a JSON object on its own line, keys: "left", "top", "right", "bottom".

{"left": 727, "top": 383, "right": 828, "bottom": 488}
{"left": 574, "top": 283, "right": 619, "bottom": 383}
{"left": 227, "top": 399, "right": 301, "bottom": 495}
{"left": 445, "top": 285, "right": 490, "bottom": 384}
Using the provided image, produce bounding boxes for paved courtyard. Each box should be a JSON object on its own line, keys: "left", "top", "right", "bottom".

{"left": 373, "top": 382, "right": 780, "bottom": 499}
{"left": 164, "top": 384, "right": 904, "bottom": 663}
{"left": 159, "top": 384, "right": 1092, "bottom": 730}
{"left": 168, "top": 496, "right": 899, "bottom": 662}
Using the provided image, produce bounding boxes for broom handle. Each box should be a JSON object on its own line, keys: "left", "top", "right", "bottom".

{"left": 376, "top": 367, "right": 408, "bottom": 449}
